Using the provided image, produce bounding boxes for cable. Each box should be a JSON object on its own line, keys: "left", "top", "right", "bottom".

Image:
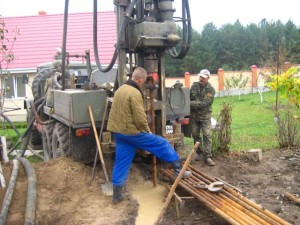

{"left": 167, "top": 83, "right": 186, "bottom": 115}
{"left": 168, "top": 0, "right": 192, "bottom": 59}
{"left": 93, "top": 0, "right": 137, "bottom": 73}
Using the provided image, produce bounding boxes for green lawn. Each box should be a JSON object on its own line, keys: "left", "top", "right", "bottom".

{"left": 186, "top": 91, "right": 280, "bottom": 151}
{"left": 215, "top": 91, "right": 278, "bottom": 151}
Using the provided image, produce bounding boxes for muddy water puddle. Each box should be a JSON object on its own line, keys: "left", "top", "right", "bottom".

{"left": 131, "top": 181, "right": 166, "bottom": 225}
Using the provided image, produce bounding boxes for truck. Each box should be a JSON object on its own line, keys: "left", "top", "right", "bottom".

{"left": 25, "top": 0, "right": 193, "bottom": 164}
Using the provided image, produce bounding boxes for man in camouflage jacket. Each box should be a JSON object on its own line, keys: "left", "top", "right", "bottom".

{"left": 190, "top": 69, "right": 216, "bottom": 166}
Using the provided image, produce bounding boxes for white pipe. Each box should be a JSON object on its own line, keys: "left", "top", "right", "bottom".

{"left": 1, "top": 136, "right": 9, "bottom": 163}
{"left": 0, "top": 162, "right": 5, "bottom": 189}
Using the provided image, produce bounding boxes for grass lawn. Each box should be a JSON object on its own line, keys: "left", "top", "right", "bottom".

{"left": 186, "top": 91, "right": 280, "bottom": 152}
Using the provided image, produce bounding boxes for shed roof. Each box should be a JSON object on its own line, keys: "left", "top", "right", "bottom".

{"left": 2, "top": 11, "right": 116, "bottom": 71}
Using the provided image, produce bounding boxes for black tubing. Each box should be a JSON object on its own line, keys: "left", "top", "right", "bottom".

{"left": 93, "top": 0, "right": 137, "bottom": 73}
{"left": 0, "top": 160, "right": 20, "bottom": 225}
{"left": 16, "top": 157, "right": 37, "bottom": 225}
{"left": 8, "top": 99, "right": 46, "bottom": 155}
{"left": 168, "top": 0, "right": 192, "bottom": 59}
{"left": 0, "top": 113, "right": 22, "bottom": 138}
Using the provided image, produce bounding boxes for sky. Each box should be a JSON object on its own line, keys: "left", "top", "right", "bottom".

{"left": 1, "top": 0, "right": 300, "bottom": 31}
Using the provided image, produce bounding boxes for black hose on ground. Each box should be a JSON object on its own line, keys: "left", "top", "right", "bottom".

{"left": 0, "top": 160, "right": 19, "bottom": 225}
{"left": 16, "top": 157, "right": 37, "bottom": 225}
{"left": 8, "top": 98, "right": 46, "bottom": 155}
{"left": 0, "top": 159, "right": 37, "bottom": 225}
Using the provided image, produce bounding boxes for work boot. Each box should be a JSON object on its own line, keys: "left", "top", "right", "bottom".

{"left": 112, "top": 185, "right": 124, "bottom": 204}
{"left": 206, "top": 157, "right": 216, "bottom": 166}
{"left": 171, "top": 160, "right": 192, "bottom": 179}
{"left": 193, "top": 153, "right": 203, "bottom": 161}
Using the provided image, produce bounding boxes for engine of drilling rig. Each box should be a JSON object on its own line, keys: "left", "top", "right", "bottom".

{"left": 108, "top": 0, "right": 192, "bottom": 148}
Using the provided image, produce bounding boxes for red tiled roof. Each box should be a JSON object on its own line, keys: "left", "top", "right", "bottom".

{"left": 2, "top": 12, "right": 116, "bottom": 70}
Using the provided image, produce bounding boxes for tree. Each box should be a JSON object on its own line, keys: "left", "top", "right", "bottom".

{"left": 0, "top": 16, "right": 19, "bottom": 109}
{"left": 267, "top": 67, "right": 300, "bottom": 107}
{"left": 0, "top": 16, "right": 19, "bottom": 71}
{"left": 225, "top": 73, "right": 249, "bottom": 99}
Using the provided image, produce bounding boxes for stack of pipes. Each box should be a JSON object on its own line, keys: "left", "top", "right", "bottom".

{"left": 161, "top": 165, "right": 291, "bottom": 225}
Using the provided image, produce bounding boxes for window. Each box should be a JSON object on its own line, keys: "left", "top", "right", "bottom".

{"left": 2, "top": 75, "right": 26, "bottom": 98}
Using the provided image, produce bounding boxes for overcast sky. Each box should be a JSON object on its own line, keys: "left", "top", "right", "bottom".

{"left": 1, "top": 0, "right": 300, "bottom": 31}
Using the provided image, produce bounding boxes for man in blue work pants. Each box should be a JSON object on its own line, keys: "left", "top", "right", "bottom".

{"left": 107, "top": 67, "right": 192, "bottom": 204}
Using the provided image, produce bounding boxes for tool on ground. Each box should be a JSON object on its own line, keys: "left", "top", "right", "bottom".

{"left": 215, "top": 177, "right": 243, "bottom": 193}
{"left": 88, "top": 105, "right": 113, "bottom": 196}
{"left": 193, "top": 181, "right": 224, "bottom": 192}
{"left": 91, "top": 98, "right": 109, "bottom": 182}
{"left": 154, "top": 142, "right": 199, "bottom": 225}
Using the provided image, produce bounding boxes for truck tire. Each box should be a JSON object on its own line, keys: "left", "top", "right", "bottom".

{"left": 51, "top": 122, "right": 70, "bottom": 158}
{"left": 30, "top": 67, "right": 55, "bottom": 150}
{"left": 32, "top": 67, "right": 55, "bottom": 101}
{"left": 42, "top": 123, "right": 54, "bottom": 161}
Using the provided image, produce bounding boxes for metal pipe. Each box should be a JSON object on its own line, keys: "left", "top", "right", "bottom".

{"left": 161, "top": 165, "right": 291, "bottom": 225}
{"left": 164, "top": 169, "right": 258, "bottom": 225}
{"left": 189, "top": 166, "right": 282, "bottom": 225}
{"left": 160, "top": 169, "right": 241, "bottom": 225}
{"left": 186, "top": 176, "right": 263, "bottom": 225}
{"left": 190, "top": 165, "right": 290, "bottom": 225}
{"left": 154, "top": 142, "right": 198, "bottom": 225}
{"left": 188, "top": 167, "right": 273, "bottom": 225}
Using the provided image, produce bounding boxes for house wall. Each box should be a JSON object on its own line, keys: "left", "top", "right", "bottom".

{"left": 1, "top": 71, "right": 36, "bottom": 122}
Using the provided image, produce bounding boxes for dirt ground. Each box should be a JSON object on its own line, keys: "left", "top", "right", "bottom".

{"left": 0, "top": 147, "right": 299, "bottom": 225}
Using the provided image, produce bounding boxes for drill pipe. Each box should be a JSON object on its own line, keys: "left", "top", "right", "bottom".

{"left": 189, "top": 165, "right": 291, "bottom": 225}
{"left": 162, "top": 169, "right": 259, "bottom": 225}
{"left": 161, "top": 166, "right": 291, "bottom": 225}
{"left": 188, "top": 166, "right": 278, "bottom": 225}
{"left": 186, "top": 176, "right": 269, "bottom": 224}
{"left": 186, "top": 175, "right": 268, "bottom": 225}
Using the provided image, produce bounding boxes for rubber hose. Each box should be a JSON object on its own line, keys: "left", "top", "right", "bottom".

{"left": 0, "top": 160, "right": 20, "bottom": 225}
{"left": 16, "top": 157, "right": 37, "bottom": 225}
{"left": 0, "top": 113, "right": 22, "bottom": 138}
{"left": 9, "top": 99, "right": 46, "bottom": 155}
{"left": 20, "top": 100, "right": 46, "bottom": 157}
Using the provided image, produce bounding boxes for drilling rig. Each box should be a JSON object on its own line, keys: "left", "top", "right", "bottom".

{"left": 25, "top": 0, "right": 192, "bottom": 164}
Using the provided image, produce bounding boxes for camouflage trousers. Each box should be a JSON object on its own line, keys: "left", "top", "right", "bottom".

{"left": 190, "top": 114, "right": 212, "bottom": 158}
